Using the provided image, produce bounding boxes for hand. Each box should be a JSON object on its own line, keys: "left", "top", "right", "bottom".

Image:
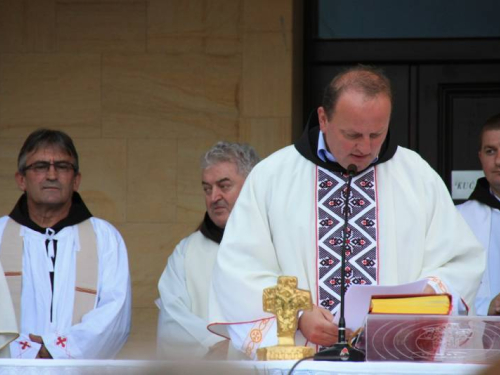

{"left": 29, "top": 334, "right": 53, "bottom": 359}
{"left": 423, "top": 283, "right": 437, "bottom": 294}
{"left": 488, "top": 294, "right": 500, "bottom": 316}
{"left": 299, "top": 305, "right": 350, "bottom": 347}
{"left": 204, "top": 339, "right": 230, "bottom": 360}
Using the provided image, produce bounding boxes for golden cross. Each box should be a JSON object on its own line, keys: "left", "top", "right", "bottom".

{"left": 262, "top": 276, "right": 312, "bottom": 346}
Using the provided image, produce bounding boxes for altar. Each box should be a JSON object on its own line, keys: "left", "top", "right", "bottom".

{"left": 0, "top": 359, "right": 491, "bottom": 375}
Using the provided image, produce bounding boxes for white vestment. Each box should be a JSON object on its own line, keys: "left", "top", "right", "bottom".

{"left": 0, "top": 260, "right": 18, "bottom": 358}
{"left": 157, "top": 231, "right": 224, "bottom": 359}
{"left": 0, "top": 216, "right": 131, "bottom": 359}
{"left": 209, "top": 145, "right": 485, "bottom": 357}
{"left": 457, "top": 199, "right": 500, "bottom": 315}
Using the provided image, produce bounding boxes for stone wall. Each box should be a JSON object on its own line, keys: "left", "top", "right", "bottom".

{"left": 0, "top": 0, "right": 301, "bottom": 358}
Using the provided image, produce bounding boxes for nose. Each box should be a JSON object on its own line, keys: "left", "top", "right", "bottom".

{"left": 210, "top": 186, "right": 222, "bottom": 202}
{"left": 45, "top": 163, "right": 59, "bottom": 179}
{"left": 495, "top": 152, "right": 500, "bottom": 167}
{"left": 356, "top": 137, "right": 371, "bottom": 155}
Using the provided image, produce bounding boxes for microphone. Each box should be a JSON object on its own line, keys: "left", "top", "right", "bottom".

{"left": 347, "top": 164, "right": 357, "bottom": 177}
{"left": 338, "top": 164, "right": 356, "bottom": 344}
{"left": 314, "top": 163, "right": 365, "bottom": 362}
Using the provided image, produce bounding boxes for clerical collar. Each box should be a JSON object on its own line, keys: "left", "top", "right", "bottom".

{"left": 317, "top": 131, "right": 336, "bottom": 162}
{"left": 296, "top": 111, "right": 397, "bottom": 174}
{"left": 468, "top": 177, "right": 500, "bottom": 211}
{"left": 199, "top": 212, "right": 224, "bottom": 244}
{"left": 317, "top": 131, "right": 379, "bottom": 164}
{"left": 9, "top": 192, "right": 93, "bottom": 234}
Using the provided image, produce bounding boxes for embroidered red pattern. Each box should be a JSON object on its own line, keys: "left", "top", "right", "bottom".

{"left": 19, "top": 341, "right": 31, "bottom": 350}
{"left": 317, "top": 167, "right": 378, "bottom": 315}
{"left": 56, "top": 336, "right": 67, "bottom": 348}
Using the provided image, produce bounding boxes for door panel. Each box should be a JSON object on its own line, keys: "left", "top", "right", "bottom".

{"left": 418, "top": 64, "right": 500, "bottom": 189}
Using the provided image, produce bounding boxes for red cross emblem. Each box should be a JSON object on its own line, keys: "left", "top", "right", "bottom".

{"left": 19, "top": 341, "right": 31, "bottom": 350}
{"left": 56, "top": 336, "right": 67, "bottom": 348}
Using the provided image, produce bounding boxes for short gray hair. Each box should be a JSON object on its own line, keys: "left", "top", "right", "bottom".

{"left": 18, "top": 128, "right": 79, "bottom": 174}
{"left": 201, "top": 141, "right": 260, "bottom": 177}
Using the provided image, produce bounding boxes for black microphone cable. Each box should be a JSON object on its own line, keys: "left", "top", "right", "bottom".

{"left": 338, "top": 163, "right": 357, "bottom": 343}
{"left": 313, "top": 164, "right": 364, "bottom": 361}
{"left": 287, "top": 354, "right": 315, "bottom": 375}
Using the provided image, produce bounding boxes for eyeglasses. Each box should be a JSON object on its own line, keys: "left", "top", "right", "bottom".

{"left": 22, "top": 161, "right": 77, "bottom": 174}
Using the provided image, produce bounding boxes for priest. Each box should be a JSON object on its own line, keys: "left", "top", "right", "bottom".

{"left": 458, "top": 113, "right": 500, "bottom": 316}
{"left": 208, "top": 65, "right": 485, "bottom": 359}
{"left": 157, "top": 141, "right": 259, "bottom": 360}
{"left": 0, "top": 129, "right": 131, "bottom": 359}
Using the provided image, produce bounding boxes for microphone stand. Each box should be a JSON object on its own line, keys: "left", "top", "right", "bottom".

{"left": 314, "top": 164, "right": 365, "bottom": 362}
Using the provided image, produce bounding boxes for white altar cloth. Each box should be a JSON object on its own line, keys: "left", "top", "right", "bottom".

{"left": 0, "top": 359, "right": 491, "bottom": 375}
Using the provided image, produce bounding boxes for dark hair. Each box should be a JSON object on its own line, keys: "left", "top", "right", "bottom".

{"left": 18, "top": 129, "right": 79, "bottom": 174}
{"left": 201, "top": 141, "right": 260, "bottom": 177}
{"left": 321, "top": 65, "right": 393, "bottom": 119}
{"left": 479, "top": 113, "right": 500, "bottom": 150}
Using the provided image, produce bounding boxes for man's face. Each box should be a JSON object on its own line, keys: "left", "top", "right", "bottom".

{"left": 15, "top": 146, "right": 81, "bottom": 210}
{"left": 479, "top": 129, "right": 500, "bottom": 197}
{"left": 202, "top": 161, "right": 246, "bottom": 229}
{"left": 318, "top": 89, "right": 391, "bottom": 172}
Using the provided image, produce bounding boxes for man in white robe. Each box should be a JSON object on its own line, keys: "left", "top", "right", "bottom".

{"left": 0, "top": 129, "right": 131, "bottom": 359}
{"left": 157, "top": 141, "right": 259, "bottom": 360}
{"left": 458, "top": 113, "right": 500, "bottom": 316}
{"left": 208, "top": 65, "right": 485, "bottom": 359}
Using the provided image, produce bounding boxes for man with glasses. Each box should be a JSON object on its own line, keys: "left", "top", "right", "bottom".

{"left": 0, "top": 129, "right": 131, "bottom": 359}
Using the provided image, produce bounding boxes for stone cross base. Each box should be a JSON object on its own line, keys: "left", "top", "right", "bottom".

{"left": 257, "top": 345, "right": 315, "bottom": 361}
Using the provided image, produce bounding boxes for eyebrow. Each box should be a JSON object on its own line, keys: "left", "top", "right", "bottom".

{"left": 202, "top": 177, "right": 232, "bottom": 186}
{"left": 341, "top": 129, "right": 384, "bottom": 136}
{"left": 32, "top": 160, "right": 73, "bottom": 163}
{"left": 341, "top": 129, "right": 360, "bottom": 135}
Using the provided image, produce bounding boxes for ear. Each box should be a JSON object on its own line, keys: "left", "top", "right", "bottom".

{"left": 14, "top": 171, "right": 26, "bottom": 192}
{"left": 317, "top": 107, "right": 328, "bottom": 133}
{"left": 73, "top": 172, "right": 82, "bottom": 192}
